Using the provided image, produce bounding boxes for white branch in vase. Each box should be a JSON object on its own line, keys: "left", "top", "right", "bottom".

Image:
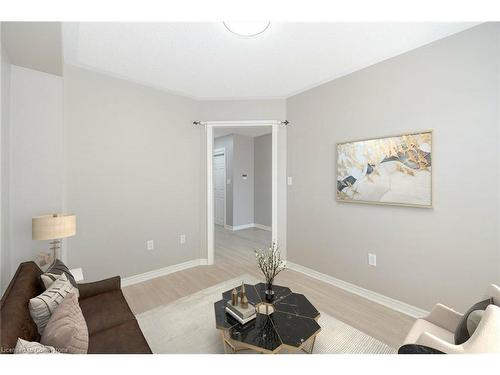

{"left": 255, "top": 242, "right": 286, "bottom": 289}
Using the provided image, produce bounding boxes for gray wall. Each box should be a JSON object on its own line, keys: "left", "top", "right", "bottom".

{"left": 286, "top": 23, "right": 500, "bottom": 311}
{"left": 214, "top": 135, "right": 233, "bottom": 226}
{"left": 254, "top": 133, "right": 272, "bottom": 227}
{"left": 8, "top": 66, "right": 64, "bottom": 281}
{"left": 199, "top": 99, "right": 286, "bottom": 121}
{"left": 64, "top": 65, "right": 203, "bottom": 281}
{"left": 0, "top": 33, "right": 11, "bottom": 293}
{"left": 232, "top": 134, "right": 254, "bottom": 227}
{"left": 215, "top": 133, "right": 272, "bottom": 228}
{"left": 0, "top": 66, "right": 285, "bottom": 284}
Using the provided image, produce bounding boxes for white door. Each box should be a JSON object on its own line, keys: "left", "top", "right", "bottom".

{"left": 213, "top": 152, "right": 225, "bottom": 226}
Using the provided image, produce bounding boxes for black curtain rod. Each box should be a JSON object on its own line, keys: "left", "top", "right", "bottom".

{"left": 193, "top": 120, "right": 289, "bottom": 126}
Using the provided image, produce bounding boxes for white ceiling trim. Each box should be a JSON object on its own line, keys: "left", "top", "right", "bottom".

{"left": 64, "top": 61, "right": 202, "bottom": 100}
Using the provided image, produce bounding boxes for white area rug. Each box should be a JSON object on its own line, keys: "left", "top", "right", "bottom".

{"left": 136, "top": 275, "right": 396, "bottom": 354}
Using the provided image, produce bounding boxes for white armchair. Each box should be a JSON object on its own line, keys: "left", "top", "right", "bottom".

{"left": 403, "top": 284, "right": 500, "bottom": 353}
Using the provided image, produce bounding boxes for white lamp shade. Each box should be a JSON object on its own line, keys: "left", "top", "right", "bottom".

{"left": 32, "top": 214, "right": 76, "bottom": 241}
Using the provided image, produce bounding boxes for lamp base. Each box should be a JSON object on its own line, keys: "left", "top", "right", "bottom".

{"left": 49, "top": 239, "right": 61, "bottom": 261}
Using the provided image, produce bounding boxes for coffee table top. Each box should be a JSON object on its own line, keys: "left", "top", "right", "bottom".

{"left": 214, "top": 282, "right": 321, "bottom": 353}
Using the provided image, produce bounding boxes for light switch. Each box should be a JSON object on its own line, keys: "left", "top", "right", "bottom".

{"left": 368, "top": 253, "right": 377, "bottom": 267}
{"left": 227, "top": 179, "right": 231, "bottom": 185}
{"left": 287, "top": 176, "right": 293, "bottom": 186}
{"left": 147, "top": 240, "right": 154, "bottom": 250}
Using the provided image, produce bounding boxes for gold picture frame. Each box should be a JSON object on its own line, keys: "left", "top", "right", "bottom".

{"left": 336, "top": 130, "right": 433, "bottom": 208}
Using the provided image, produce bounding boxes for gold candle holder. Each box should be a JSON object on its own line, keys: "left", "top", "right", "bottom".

{"left": 231, "top": 288, "right": 238, "bottom": 306}
{"left": 241, "top": 294, "right": 249, "bottom": 309}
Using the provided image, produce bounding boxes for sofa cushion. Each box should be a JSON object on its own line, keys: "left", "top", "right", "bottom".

{"left": 79, "top": 290, "right": 135, "bottom": 335}
{"left": 404, "top": 318, "right": 455, "bottom": 345}
{"left": 88, "top": 320, "right": 152, "bottom": 354}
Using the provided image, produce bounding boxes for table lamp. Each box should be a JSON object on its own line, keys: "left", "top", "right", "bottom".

{"left": 32, "top": 213, "right": 76, "bottom": 260}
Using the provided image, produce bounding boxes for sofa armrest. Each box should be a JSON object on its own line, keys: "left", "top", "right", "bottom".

{"left": 416, "top": 332, "right": 464, "bottom": 354}
{"left": 78, "top": 276, "right": 121, "bottom": 299}
{"left": 462, "top": 305, "right": 500, "bottom": 353}
{"left": 425, "top": 303, "right": 463, "bottom": 332}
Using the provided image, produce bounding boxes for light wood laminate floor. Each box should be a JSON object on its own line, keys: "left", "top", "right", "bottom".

{"left": 123, "top": 226, "right": 415, "bottom": 348}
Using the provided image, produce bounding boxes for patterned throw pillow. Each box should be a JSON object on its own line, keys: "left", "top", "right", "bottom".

{"left": 41, "top": 293, "right": 89, "bottom": 354}
{"left": 41, "top": 273, "right": 80, "bottom": 298}
{"left": 41, "top": 259, "right": 79, "bottom": 290}
{"left": 29, "top": 273, "right": 78, "bottom": 335}
{"left": 14, "top": 338, "right": 59, "bottom": 354}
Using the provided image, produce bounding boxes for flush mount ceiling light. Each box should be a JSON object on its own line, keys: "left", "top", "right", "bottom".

{"left": 223, "top": 21, "right": 270, "bottom": 37}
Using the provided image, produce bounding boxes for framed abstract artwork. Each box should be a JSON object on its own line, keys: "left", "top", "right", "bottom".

{"left": 336, "top": 131, "right": 433, "bottom": 208}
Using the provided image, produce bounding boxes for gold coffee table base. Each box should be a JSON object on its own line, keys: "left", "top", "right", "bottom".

{"left": 220, "top": 327, "right": 320, "bottom": 354}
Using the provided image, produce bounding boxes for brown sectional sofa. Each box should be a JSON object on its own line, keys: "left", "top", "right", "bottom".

{"left": 0, "top": 261, "right": 152, "bottom": 354}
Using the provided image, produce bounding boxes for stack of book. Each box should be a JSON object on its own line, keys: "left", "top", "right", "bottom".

{"left": 225, "top": 301, "right": 256, "bottom": 324}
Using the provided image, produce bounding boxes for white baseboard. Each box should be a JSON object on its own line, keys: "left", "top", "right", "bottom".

{"left": 198, "top": 258, "right": 208, "bottom": 266}
{"left": 231, "top": 223, "right": 255, "bottom": 231}
{"left": 286, "top": 261, "right": 428, "bottom": 318}
{"left": 121, "top": 258, "right": 208, "bottom": 287}
{"left": 224, "top": 223, "right": 272, "bottom": 232}
{"left": 254, "top": 223, "right": 272, "bottom": 232}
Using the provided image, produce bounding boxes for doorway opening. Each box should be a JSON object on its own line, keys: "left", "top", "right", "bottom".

{"left": 213, "top": 126, "right": 272, "bottom": 262}
{"left": 205, "top": 120, "right": 285, "bottom": 265}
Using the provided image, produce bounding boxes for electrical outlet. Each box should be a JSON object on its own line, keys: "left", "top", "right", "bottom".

{"left": 368, "top": 253, "right": 377, "bottom": 267}
{"left": 147, "top": 240, "right": 154, "bottom": 251}
{"left": 180, "top": 234, "right": 186, "bottom": 244}
{"left": 287, "top": 176, "right": 293, "bottom": 186}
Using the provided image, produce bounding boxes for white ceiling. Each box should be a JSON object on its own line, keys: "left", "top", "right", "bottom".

{"left": 63, "top": 22, "right": 478, "bottom": 99}
{"left": 214, "top": 127, "right": 272, "bottom": 139}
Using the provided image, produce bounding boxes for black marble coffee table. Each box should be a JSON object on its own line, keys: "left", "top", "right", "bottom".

{"left": 214, "top": 283, "right": 321, "bottom": 354}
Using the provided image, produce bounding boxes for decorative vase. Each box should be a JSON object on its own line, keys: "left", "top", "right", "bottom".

{"left": 265, "top": 282, "right": 274, "bottom": 299}
{"left": 255, "top": 242, "right": 286, "bottom": 301}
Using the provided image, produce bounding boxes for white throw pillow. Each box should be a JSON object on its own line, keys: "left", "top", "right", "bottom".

{"left": 29, "top": 273, "right": 78, "bottom": 335}
{"left": 14, "top": 338, "right": 59, "bottom": 354}
{"left": 41, "top": 273, "right": 80, "bottom": 297}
